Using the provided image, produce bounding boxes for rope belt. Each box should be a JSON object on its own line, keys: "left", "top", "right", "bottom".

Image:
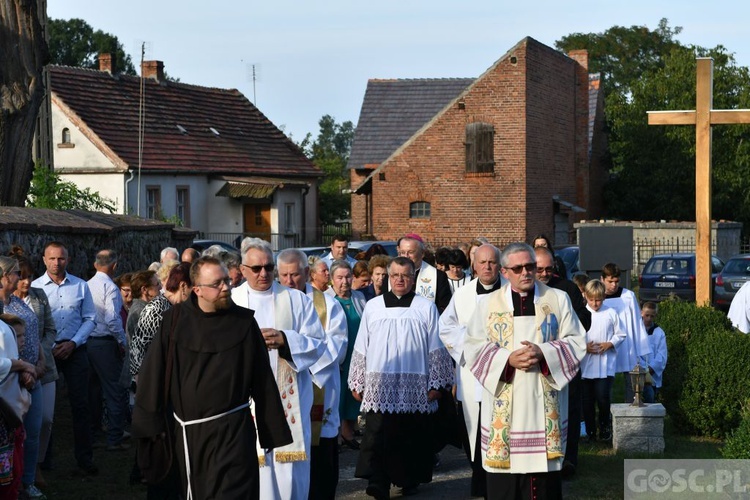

{"left": 174, "top": 402, "right": 249, "bottom": 500}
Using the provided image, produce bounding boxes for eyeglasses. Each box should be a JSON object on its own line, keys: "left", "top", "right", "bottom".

{"left": 195, "top": 278, "right": 231, "bottom": 289}
{"left": 241, "top": 264, "right": 275, "bottom": 274}
{"left": 503, "top": 263, "right": 537, "bottom": 274}
{"left": 390, "top": 273, "right": 414, "bottom": 280}
{"left": 536, "top": 266, "right": 555, "bottom": 274}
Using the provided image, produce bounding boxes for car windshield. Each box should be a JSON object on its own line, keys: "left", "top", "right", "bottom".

{"left": 722, "top": 259, "right": 750, "bottom": 275}
{"left": 556, "top": 247, "right": 578, "bottom": 269}
{"left": 644, "top": 258, "right": 690, "bottom": 275}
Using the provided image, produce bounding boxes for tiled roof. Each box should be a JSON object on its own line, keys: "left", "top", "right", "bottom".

{"left": 347, "top": 78, "right": 475, "bottom": 170}
{"left": 49, "top": 66, "right": 320, "bottom": 178}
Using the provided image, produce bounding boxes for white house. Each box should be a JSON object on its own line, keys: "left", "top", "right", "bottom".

{"left": 48, "top": 56, "right": 322, "bottom": 249}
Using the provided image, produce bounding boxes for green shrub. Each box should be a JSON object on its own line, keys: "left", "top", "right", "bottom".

{"left": 722, "top": 407, "right": 750, "bottom": 458}
{"left": 658, "top": 299, "right": 749, "bottom": 438}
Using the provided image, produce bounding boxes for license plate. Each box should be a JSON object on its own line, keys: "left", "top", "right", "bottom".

{"left": 654, "top": 282, "right": 675, "bottom": 288}
{"left": 734, "top": 282, "right": 745, "bottom": 289}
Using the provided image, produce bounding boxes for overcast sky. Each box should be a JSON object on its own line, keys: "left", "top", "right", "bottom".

{"left": 48, "top": 1, "right": 750, "bottom": 142}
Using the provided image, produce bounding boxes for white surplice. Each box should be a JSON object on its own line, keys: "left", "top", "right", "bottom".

{"left": 580, "top": 304, "right": 626, "bottom": 379}
{"left": 604, "top": 288, "right": 651, "bottom": 372}
{"left": 728, "top": 281, "right": 750, "bottom": 333}
{"left": 348, "top": 294, "right": 453, "bottom": 414}
{"left": 231, "top": 282, "right": 326, "bottom": 500}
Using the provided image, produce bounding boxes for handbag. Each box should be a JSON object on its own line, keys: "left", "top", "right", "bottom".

{"left": 0, "top": 372, "right": 30, "bottom": 429}
{"left": 137, "top": 305, "right": 179, "bottom": 485}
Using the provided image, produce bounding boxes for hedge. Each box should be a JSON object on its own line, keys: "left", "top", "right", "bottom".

{"left": 658, "top": 299, "right": 750, "bottom": 438}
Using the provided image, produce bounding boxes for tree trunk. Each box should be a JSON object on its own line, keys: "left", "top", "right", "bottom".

{"left": 0, "top": 0, "right": 48, "bottom": 206}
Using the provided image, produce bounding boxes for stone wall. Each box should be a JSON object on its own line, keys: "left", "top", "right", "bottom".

{"left": 0, "top": 207, "right": 197, "bottom": 279}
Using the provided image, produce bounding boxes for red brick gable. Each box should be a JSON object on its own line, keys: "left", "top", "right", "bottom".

{"left": 49, "top": 66, "right": 320, "bottom": 178}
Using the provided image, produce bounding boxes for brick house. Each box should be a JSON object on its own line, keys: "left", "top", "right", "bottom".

{"left": 47, "top": 55, "right": 322, "bottom": 249}
{"left": 348, "top": 37, "right": 606, "bottom": 246}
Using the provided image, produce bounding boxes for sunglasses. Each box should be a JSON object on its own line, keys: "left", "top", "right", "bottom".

{"left": 242, "top": 263, "right": 275, "bottom": 274}
{"left": 535, "top": 266, "right": 556, "bottom": 274}
{"left": 503, "top": 263, "right": 537, "bottom": 274}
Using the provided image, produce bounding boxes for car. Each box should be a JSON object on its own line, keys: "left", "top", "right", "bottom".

{"left": 713, "top": 254, "right": 750, "bottom": 310}
{"left": 347, "top": 241, "right": 399, "bottom": 259}
{"left": 191, "top": 239, "right": 240, "bottom": 255}
{"left": 296, "top": 246, "right": 330, "bottom": 259}
{"left": 638, "top": 253, "right": 724, "bottom": 303}
{"left": 555, "top": 245, "right": 580, "bottom": 279}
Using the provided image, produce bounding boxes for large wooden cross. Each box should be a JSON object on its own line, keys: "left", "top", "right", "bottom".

{"left": 648, "top": 58, "right": 750, "bottom": 306}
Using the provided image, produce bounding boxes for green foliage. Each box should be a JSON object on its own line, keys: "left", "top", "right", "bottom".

{"left": 48, "top": 18, "right": 136, "bottom": 75}
{"left": 722, "top": 406, "right": 750, "bottom": 459}
{"left": 658, "top": 299, "right": 750, "bottom": 438}
{"left": 556, "top": 20, "right": 750, "bottom": 232}
{"left": 298, "top": 115, "right": 355, "bottom": 224}
{"left": 27, "top": 161, "right": 116, "bottom": 213}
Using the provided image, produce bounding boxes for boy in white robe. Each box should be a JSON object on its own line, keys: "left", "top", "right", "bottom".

{"left": 640, "top": 302, "right": 668, "bottom": 402}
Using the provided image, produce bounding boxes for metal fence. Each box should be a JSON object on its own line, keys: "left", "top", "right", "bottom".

{"left": 632, "top": 236, "right": 748, "bottom": 276}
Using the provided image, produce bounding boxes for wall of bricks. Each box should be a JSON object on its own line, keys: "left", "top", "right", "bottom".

{"left": 350, "top": 38, "right": 596, "bottom": 246}
{"left": 0, "top": 207, "right": 196, "bottom": 278}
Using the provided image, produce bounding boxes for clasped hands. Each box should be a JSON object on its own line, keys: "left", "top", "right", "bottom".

{"left": 586, "top": 341, "right": 613, "bottom": 355}
{"left": 508, "top": 340, "right": 543, "bottom": 371}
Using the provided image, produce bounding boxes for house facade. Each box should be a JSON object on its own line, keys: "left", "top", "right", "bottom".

{"left": 348, "top": 37, "right": 606, "bottom": 246}
{"left": 47, "top": 56, "right": 321, "bottom": 249}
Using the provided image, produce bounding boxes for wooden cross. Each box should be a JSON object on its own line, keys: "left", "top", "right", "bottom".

{"left": 648, "top": 58, "right": 750, "bottom": 306}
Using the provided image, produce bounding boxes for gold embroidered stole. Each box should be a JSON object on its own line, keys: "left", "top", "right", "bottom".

{"left": 484, "top": 288, "right": 563, "bottom": 469}
{"left": 310, "top": 289, "right": 327, "bottom": 446}
{"left": 255, "top": 286, "right": 307, "bottom": 465}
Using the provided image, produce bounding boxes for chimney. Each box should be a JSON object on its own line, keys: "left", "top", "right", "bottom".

{"left": 99, "top": 53, "right": 116, "bottom": 73}
{"left": 142, "top": 60, "right": 165, "bottom": 82}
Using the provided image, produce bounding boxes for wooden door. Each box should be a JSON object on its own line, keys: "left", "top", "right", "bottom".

{"left": 244, "top": 203, "right": 271, "bottom": 240}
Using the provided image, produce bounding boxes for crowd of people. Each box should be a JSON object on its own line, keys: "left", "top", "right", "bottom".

{"left": 0, "top": 234, "right": 671, "bottom": 500}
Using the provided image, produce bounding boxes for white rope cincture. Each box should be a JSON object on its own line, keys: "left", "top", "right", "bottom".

{"left": 174, "top": 402, "right": 249, "bottom": 500}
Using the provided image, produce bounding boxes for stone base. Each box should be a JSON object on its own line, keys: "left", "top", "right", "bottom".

{"left": 611, "top": 403, "right": 666, "bottom": 454}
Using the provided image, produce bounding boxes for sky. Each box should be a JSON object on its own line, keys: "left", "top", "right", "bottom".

{"left": 47, "top": 1, "right": 750, "bottom": 142}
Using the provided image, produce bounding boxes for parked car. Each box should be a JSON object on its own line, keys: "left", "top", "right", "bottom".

{"left": 713, "top": 254, "right": 750, "bottom": 310}
{"left": 555, "top": 245, "right": 580, "bottom": 279}
{"left": 191, "top": 239, "right": 240, "bottom": 255}
{"left": 639, "top": 253, "right": 724, "bottom": 303}
{"left": 347, "top": 241, "right": 399, "bottom": 259}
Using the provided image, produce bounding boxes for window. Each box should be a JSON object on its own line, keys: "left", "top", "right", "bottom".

{"left": 176, "top": 186, "right": 190, "bottom": 227}
{"left": 409, "top": 201, "right": 431, "bottom": 219}
{"left": 255, "top": 206, "right": 263, "bottom": 226}
{"left": 146, "top": 186, "right": 161, "bottom": 219}
{"left": 465, "top": 122, "right": 495, "bottom": 173}
{"left": 62, "top": 128, "right": 71, "bottom": 144}
{"left": 284, "top": 203, "right": 295, "bottom": 233}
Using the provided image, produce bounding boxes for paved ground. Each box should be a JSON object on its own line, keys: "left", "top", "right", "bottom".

{"left": 336, "top": 443, "right": 477, "bottom": 499}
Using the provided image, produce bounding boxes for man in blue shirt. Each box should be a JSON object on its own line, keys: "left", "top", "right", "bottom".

{"left": 87, "top": 249, "right": 129, "bottom": 451}
{"left": 321, "top": 234, "right": 357, "bottom": 269}
{"left": 32, "top": 241, "right": 98, "bottom": 475}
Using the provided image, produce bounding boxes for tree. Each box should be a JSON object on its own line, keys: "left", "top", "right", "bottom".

{"left": 556, "top": 20, "right": 750, "bottom": 230}
{"left": 299, "top": 115, "right": 355, "bottom": 225}
{"left": 27, "top": 161, "right": 116, "bottom": 212}
{"left": 48, "top": 18, "right": 136, "bottom": 75}
{"left": 0, "top": 0, "right": 48, "bottom": 206}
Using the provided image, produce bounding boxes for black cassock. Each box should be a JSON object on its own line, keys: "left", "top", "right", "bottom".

{"left": 133, "top": 294, "right": 292, "bottom": 499}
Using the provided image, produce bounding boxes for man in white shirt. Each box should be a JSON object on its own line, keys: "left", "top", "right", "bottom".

{"left": 321, "top": 234, "right": 357, "bottom": 269}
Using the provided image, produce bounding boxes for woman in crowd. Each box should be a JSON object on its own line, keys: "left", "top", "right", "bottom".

{"left": 351, "top": 261, "right": 372, "bottom": 291}
{"left": 360, "top": 255, "right": 389, "bottom": 302}
{"left": 125, "top": 270, "right": 160, "bottom": 344}
{"left": 0, "top": 256, "right": 46, "bottom": 499}
{"left": 12, "top": 254, "right": 57, "bottom": 492}
{"left": 532, "top": 234, "right": 568, "bottom": 278}
{"left": 446, "top": 248, "right": 471, "bottom": 293}
{"left": 0, "top": 314, "right": 36, "bottom": 500}
{"left": 434, "top": 247, "right": 451, "bottom": 272}
{"left": 309, "top": 257, "right": 331, "bottom": 293}
{"left": 130, "top": 263, "right": 192, "bottom": 380}
{"left": 330, "top": 260, "right": 366, "bottom": 449}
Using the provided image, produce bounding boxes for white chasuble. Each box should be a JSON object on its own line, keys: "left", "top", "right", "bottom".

{"left": 464, "top": 283, "right": 586, "bottom": 474}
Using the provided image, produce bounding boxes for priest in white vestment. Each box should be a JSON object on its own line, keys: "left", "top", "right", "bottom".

{"left": 349, "top": 257, "right": 454, "bottom": 498}
{"left": 232, "top": 239, "right": 327, "bottom": 500}
{"left": 439, "top": 244, "right": 505, "bottom": 498}
{"left": 464, "top": 243, "right": 586, "bottom": 499}
{"left": 276, "top": 248, "right": 348, "bottom": 499}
